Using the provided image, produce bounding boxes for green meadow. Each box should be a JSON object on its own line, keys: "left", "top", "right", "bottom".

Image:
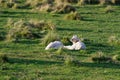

{"left": 0, "top": 1, "right": 120, "bottom": 80}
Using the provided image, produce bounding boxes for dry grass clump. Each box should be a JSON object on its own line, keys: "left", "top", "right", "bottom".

{"left": 26, "top": 0, "right": 54, "bottom": 8}
{"left": 29, "top": 20, "right": 56, "bottom": 30}
{"left": 6, "top": 19, "right": 32, "bottom": 42}
{"left": 108, "top": 35, "right": 120, "bottom": 46}
{"left": 30, "top": 0, "right": 76, "bottom": 13}
{"left": 35, "top": 3, "right": 53, "bottom": 12}
{"left": 64, "top": 0, "right": 79, "bottom": 3}
{"left": 6, "top": 19, "right": 56, "bottom": 42}
{"left": 42, "top": 31, "right": 59, "bottom": 46}
{"left": 6, "top": 18, "right": 15, "bottom": 28}
{"left": 99, "top": 0, "right": 113, "bottom": 5}
{"left": 64, "top": 55, "right": 80, "bottom": 66}
{"left": 12, "top": 3, "right": 31, "bottom": 9}
{"left": 42, "top": 0, "right": 54, "bottom": 4}
{"left": 54, "top": 0, "right": 63, "bottom": 4}
{"left": 112, "top": 55, "right": 120, "bottom": 62}
{"left": 25, "top": 0, "right": 43, "bottom": 7}
{"left": 61, "top": 36, "right": 71, "bottom": 45}
{"left": 111, "top": 0, "right": 120, "bottom": 5}
{"left": 105, "top": 5, "right": 114, "bottom": 13}
{"left": 54, "top": 0, "right": 78, "bottom": 4}
{"left": 111, "top": 0, "right": 116, "bottom": 4}
{"left": 35, "top": 2, "right": 76, "bottom": 14}
{"left": 0, "top": 53, "right": 9, "bottom": 63}
{"left": 100, "top": 0, "right": 120, "bottom": 5}
{"left": 77, "top": 0, "right": 86, "bottom": 6}
{"left": 0, "top": 0, "right": 29, "bottom": 9}
{"left": 64, "top": 12, "right": 83, "bottom": 20}
{"left": 52, "top": 3, "right": 76, "bottom": 14}
{"left": 0, "top": 0, "right": 20, "bottom": 8}
{"left": 31, "top": 0, "right": 55, "bottom": 12}
{"left": 91, "top": 51, "right": 113, "bottom": 63}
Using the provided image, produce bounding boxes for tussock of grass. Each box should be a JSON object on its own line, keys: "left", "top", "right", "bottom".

{"left": 6, "top": 2, "right": 14, "bottom": 8}
{"left": 99, "top": 0, "right": 113, "bottom": 5}
{"left": 111, "top": 0, "right": 120, "bottom": 5}
{"left": 29, "top": 0, "right": 76, "bottom": 13}
{"left": 42, "top": 31, "right": 59, "bottom": 46}
{"left": 6, "top": 19, "right": 56, "bottom": 42}
{"left": 35, "top": 2, "right": 76, "bottom": 14}
{"left": 42, "top": 0, "right": 54, "bottom": 4}
{"left": 61, "top": 36, "right": 71, "bottom": 45}
{"left": 6, "top": 19, "right": 32, "bottom": 42}
{"left": 0, "top": 0, "right": 20, "bottom": 8}
{"left": 112, "top": 55, "right": 120, "bottom": 61}
{"left": 36, "top": 3, "right": 53, "bottom": 12}
{"left": 52, "top": 3, "right": 76, "bottom": 14}
{"left": 6, "top": 18, "right": 15, "bottom": 28}
{"left": 91, "top": 51, "right": 114, "bottom": 63}
{"left": 64, "top": 12, "right": 83, "bottom": 20}
{"left": 108, "top": 35, "right": 120, "bottom": 46}
{"left": 54, "top": 0, "right": 78, "bottom": 4}
{"left": 64, "top": 55, "right": 80, "bottom": 66}
{"left": 56, "top": 47, "right": 63, "bottom": 55}
{"left": 77, "top": 0, "right": 85, "bottom": 6}
{"left": 26, "top": 0, "right": 54, "bottom": 9}
{"left": 0, "top": 53, "right": 9, "bottom": 63}
{"left": 25, "top": 0, "right": 43, "bottom": 7}
{"left": 29, "top": 20, "right": 56, "bottom": 30}
{"left": 105, "top": 5, "right": 114, "bottom": 13}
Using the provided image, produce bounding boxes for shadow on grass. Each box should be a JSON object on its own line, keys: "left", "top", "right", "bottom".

{"left": 85, "top": 40, "right": 115, "bottom": 54}
{"left": 83, "top": 18, "right": 120, "bottom": 23}
{"left": 80, "top": 12, "right": 104, "bottom": 15}
{"left": 2, "top": 11, "right": 36, "bottom": 15}
{"left": 80, "top": 62, "right": 120, "bottom": 69}
{"left": 0, "top": 15, "right": 20, "bottom": 18}
{"left": 17, "top": 39, "right": 40, "bottom": 45}
{"left": 0, "top": 11, "right": 37, "bottom": 18}
{"left": 9, "top": 58, "right": 62, "bottom": 65}
{"left": 57, "top": 27, "right": 93, "bottom": 32}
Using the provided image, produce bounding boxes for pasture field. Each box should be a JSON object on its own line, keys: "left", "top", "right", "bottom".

{"left": 0, "top": 2, "right": 120, "bottom": 80}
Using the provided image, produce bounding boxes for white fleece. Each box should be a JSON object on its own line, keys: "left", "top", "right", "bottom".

{"left": 64, "top": 41, "right": 86, "bottom": 50}
{"left": 45, "top": 41, "right": 63, "bottom": 50}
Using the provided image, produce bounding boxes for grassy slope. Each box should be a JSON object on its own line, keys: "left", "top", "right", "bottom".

{"left": 0, "top": 5, "right": 120, "bottom": 80}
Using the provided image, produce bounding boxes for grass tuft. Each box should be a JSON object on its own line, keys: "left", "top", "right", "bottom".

{"left": 64, "top": 55, "right": 80, "bottom": 66}
{"left": 6, "top": 19, "right": 56, "bottom": 42}
{"left": 64, "top": 11, "right": 83, "bottom": 20}
{"left": 99, "top": 0, "right": 112, "bottom": 5}
{"left": 0, "top": 53, "right": 9, "bottom": 63}
{"left": 108, "top": 35, "right": 120, "bottom": 46}
{"left": 77, "top": 0, "right": 85, "bottom": 6}
{"left": 56, "top": 47, "right": 63, "bottom": 55}
{"left": 52, "top": 3, "right": 76, "bottom": 14}
{"left": 61, "top": 36, "right": 71, "bottom": 45}
{"left": 91, "top": 51, "right": 113, "bottom": 63}
{"left": 105, "top": 5, "right": 114, "bottom": 13}
{"left": 42, "top": 31, "right": 59, "bottom": 46}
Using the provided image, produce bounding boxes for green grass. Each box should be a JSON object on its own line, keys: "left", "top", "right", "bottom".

{"left": 0, "top": 4, "right": 120, "bottom": 80}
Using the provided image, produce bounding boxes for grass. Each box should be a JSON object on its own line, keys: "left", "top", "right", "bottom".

{"left": 0, "top": 3, "right": 120, "bottom": 80}
{"left": 64, "top": 11, "right": 83, "bottom": 20}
